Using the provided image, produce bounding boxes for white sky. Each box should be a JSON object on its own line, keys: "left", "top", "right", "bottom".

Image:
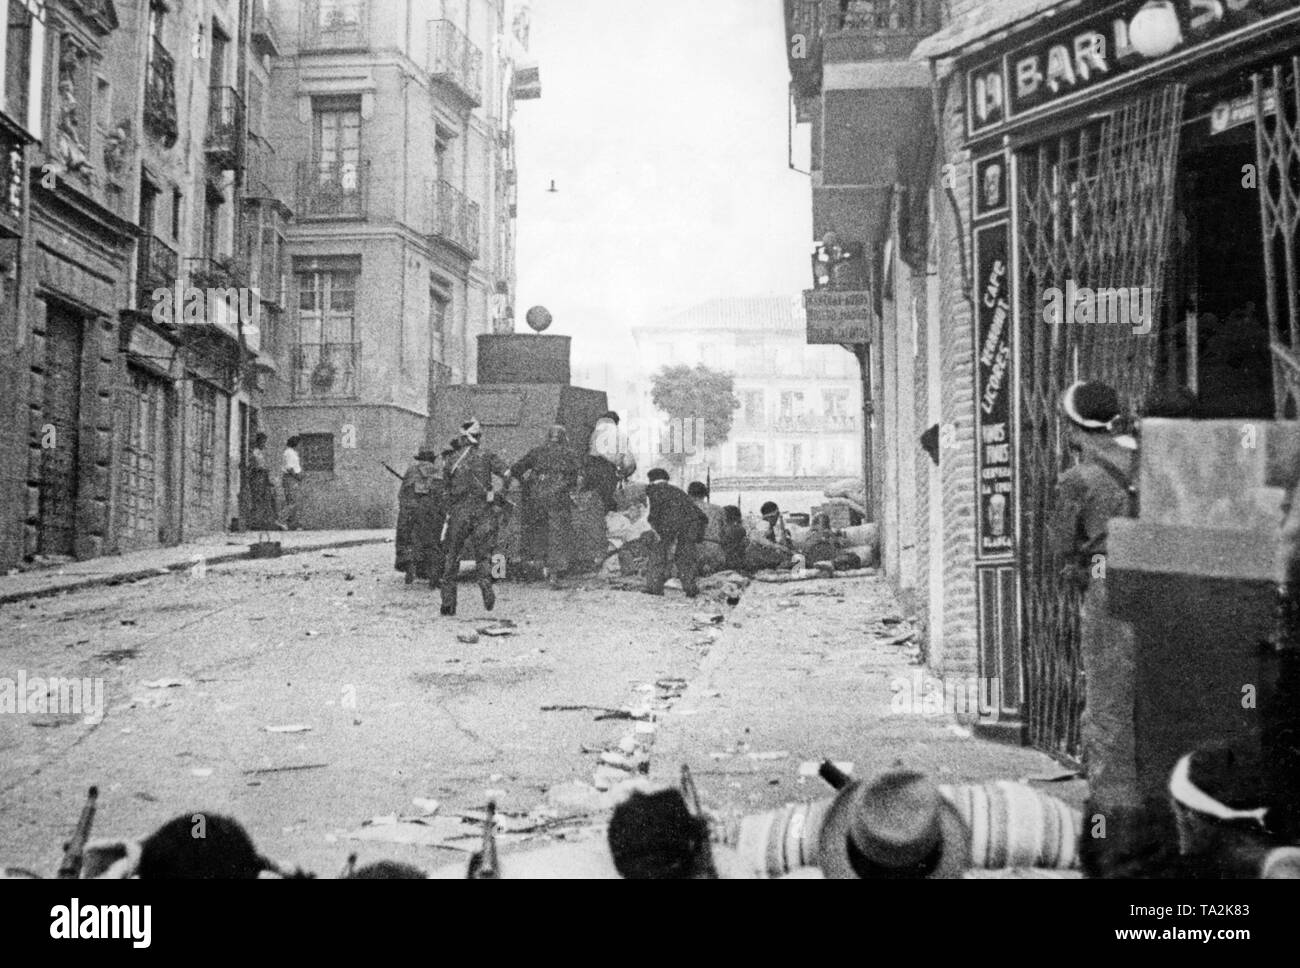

{"left": 513, "top": 0, "right": 812, "bottom": 351}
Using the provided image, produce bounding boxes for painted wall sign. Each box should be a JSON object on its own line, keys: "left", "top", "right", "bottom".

{"left": 965, "top": 0, "right": 1299, "bottom": 137}
{"left": 973, "top": 221, "right": 1015, "bottom": 560}
{"left": 973, "top": 150, "right": 1009, "bottom": 219}
{"left": 804, "top": 289, "right": 874, "bottom": 344}
{"left": 1210, "top": 88, "right": 1277, "bottom": 134}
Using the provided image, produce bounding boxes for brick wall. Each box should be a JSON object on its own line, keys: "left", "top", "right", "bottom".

{"left": 933, "top": 69, "right": 979, "bottom": 678}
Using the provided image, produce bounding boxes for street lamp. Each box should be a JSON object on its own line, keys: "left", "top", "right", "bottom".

{"left": 1128, "top": 1, "right": 1183, "bottom": 59}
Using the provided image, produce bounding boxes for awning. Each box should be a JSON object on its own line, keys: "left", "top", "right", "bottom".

{"left": 911, "top": 0, "right": 1085, "bottom": 62}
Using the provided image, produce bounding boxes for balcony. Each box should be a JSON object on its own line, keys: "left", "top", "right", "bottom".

{"left": 136, "top": 235, "right": 179, "bottom": 314}
{"left": 293, "top": 342, "right": 359, "bottom": 398}
{"left": 428, "top": 20, "right": 483, "bottom": 106}
{"left": 823, "top": 0, "right": 939, "bottom": 63}
{"left": 251, "top": 0, "right": 282, "bottom": 58}
{"left": 206, "top": 87, "right": 244, "bottom": 167}
{"left": 773, "top": 414, "right": 860, "bottom": 433}
{"left": 429, "top": 179, "right": 480, "bottom": 257}
{"left": 296, "top": 160, "right": 369, "bottom": 220}
{"left": 301, "top": 0, "right": 368, "bottom": 51}
{"left": 144, "top": 40, "right": 178, "bottom": 148}
{"left": 243, "top": 132, "right": 278, "bottom": 200}
{"left": 0, "top": 114, "right": 29, "bottom": 238}
{"left": 185, "top": 255, "right": 246, "bottom": 291}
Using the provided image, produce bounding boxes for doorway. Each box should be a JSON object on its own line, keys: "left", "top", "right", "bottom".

{"left": 1169, "top": 128, "right": 1273, "bottom": 418}
{"left": 37, "top": 307, "right": 85, "bottom": 556}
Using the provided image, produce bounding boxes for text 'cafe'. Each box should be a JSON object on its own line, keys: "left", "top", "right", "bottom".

{"left": 916, "top": 0, "right": 1300, "bottom": 752}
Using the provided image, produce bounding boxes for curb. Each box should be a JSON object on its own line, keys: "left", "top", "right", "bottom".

{"left": 0, "top": 536, "right": 391, "bottom": 607}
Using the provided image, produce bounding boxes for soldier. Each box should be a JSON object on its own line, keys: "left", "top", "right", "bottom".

{"left": 643, "top": 468, "right": 707, "bottom": 598}
{"left": 511, "top": 424, "right": 582, "bottom": 588}
{"left": 440, "top": 420, "right": 512, "bottom": 616}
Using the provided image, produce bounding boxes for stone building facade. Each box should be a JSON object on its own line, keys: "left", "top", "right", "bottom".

{"left": 0, "top": 0, "right": 530, "bottom": 569}
{"left": 258, "top": 0, "right": 528, "bottom": 530}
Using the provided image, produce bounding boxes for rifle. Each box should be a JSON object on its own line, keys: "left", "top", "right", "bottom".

{"left": 57, "top": 786, "right": 98, "bottom": 879}
{"left": 380, "top": 461, "right": 404, "bottom": 481}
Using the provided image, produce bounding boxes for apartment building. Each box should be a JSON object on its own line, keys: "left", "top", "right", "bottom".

{"left": 0, "top": 0, "right": 532, "bottom": 568}
{"left": 258, "top": 0, "right": 527, "bottom": 529}
{"left": 784, "top": 0, "right": 1300, "bottom": 756}
{"left": 629, "top": 295, "right": 862, "bottom": 487}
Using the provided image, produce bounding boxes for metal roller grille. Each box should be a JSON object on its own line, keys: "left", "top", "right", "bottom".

{"left": 1015, "top": 85, "right": 1186, "bottom": 759}
{"left": 1255, "top": 57, "right": 1300, "bottom": 415}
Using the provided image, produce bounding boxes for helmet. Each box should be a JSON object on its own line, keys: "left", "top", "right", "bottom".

{"left": 547, "top": 424, "right": 567, "bottom": 444}
{"left": 616, "top": 453, "right": 637, "bottom": 479}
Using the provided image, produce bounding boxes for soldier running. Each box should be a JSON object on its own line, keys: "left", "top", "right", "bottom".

{"left": 511, "top": 424, "right": 582, "bottom": 588}
{"left": 440, "top": 419, "right": 512, "bottom": 616}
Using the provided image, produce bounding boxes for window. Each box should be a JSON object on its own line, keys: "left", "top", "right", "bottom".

{"left": 786, "top": 443, "right": 804, "bottom": 475}
{"left": 138, "top": 176, "right": 158, "bottom": 234}
{"left": 823, "top": 389, "right": 850, "bottom": 419}
{"left": 295, "top": 265, "right": 359, "bottom": 397}
{"left": 298, "top": 433, "right": 335, "bottom": 472}
{"left": 171, "top": 188, "right": 182, "bottom": 240}
{"left": 736, "top": 443, "right": 765, "bottom": 474}
{"left": 144, "top": 0, "right": 176, "bottom": 146}
{"left": 3, "top": 0, "right": 44, "bottom": 135}
{"left": 779, "top": 391, "right": 805, "bottom": 420}
{"left": 429, "top": 285, "right": 448, "bottom": 360}
{"left": 740, "top": 389, "right": 764, "bottom": 426}
{"left": 314, "top": 102, "right": 361, "bottom": 190}
{"left": 202, "top": 183, "right": 222, "bottom": 260}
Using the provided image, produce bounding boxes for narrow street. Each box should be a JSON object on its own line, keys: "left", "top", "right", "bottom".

{"left": 0, "top": 540, "right": 1072, "bottom": 877}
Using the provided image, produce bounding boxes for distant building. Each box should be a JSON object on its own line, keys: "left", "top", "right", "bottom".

{"left": 629, "top": 296, "right": 862, "bottom": 488}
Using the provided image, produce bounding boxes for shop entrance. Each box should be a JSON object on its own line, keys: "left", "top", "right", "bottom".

{"left": 1167, "top": 103, "right": 1273, "bottom": 418}
{"left": 1014, "top": 84, "right": 1187, "bottom": 759}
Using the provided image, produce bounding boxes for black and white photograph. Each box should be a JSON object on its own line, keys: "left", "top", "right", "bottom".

{"left": 0, "top": 0, "right": 1298, "bottom": 942}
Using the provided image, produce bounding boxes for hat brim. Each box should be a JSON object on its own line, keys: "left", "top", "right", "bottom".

{"left": 1061, "top": 382, "right": 1113, "bottom": 430}
{"left": 817, "top": 782, "right": 970, "bottom": 879}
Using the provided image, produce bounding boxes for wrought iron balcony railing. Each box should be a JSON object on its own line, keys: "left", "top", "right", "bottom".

{"left": 429, "top": 179, "right": 480, "bottom": 257}
{"left": 824, "top": 0, "right": 938, "bottom": 61}
{"left": 301, "top": 0, "right": 369, "bottom": 51}
{"left": 206, "top": 87, "right": 244, "bottom": 165}
{"left": 297, "top": 159, "right": 369, "bottom": 219}
{"left": 293, "top": 341, "right": 360, "bottom": 398}
{"left": 0, "top": 116, "right": 27, "bottom": 238}
{"left": 251, "top": 0, "right": 282, "bottom": 58}
{"left": 428, "top": 20, "right": 483, "bottom": 105}
{"left": 242, "top": 131, "right": 277, "bottom": 200}
{"left": 136, "top": 235, "right": 179, "bottom": 312}
{"left": 144, "top": 39, "right": 178, "bottom": 148}
{"left": 834, "top": 0, "right": 932, "bottom": 32}
{"left": 185, "top": 255, "right": 247, "bottom": 291}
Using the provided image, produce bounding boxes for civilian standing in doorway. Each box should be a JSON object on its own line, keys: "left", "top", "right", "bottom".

{"left": 281, "top": 436, "right": 304, "bottom": 531}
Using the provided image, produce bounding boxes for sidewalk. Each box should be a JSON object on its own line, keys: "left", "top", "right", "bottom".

{"left": 651, "top": 573, "right": 1087, "bottom": 818}
{"left": 0, "top": 530, "right": 392, "bottom": 605}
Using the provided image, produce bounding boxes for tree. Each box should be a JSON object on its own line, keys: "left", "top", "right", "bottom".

{"left": 649, "top": 364, "right": 740, "bottom": 467}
